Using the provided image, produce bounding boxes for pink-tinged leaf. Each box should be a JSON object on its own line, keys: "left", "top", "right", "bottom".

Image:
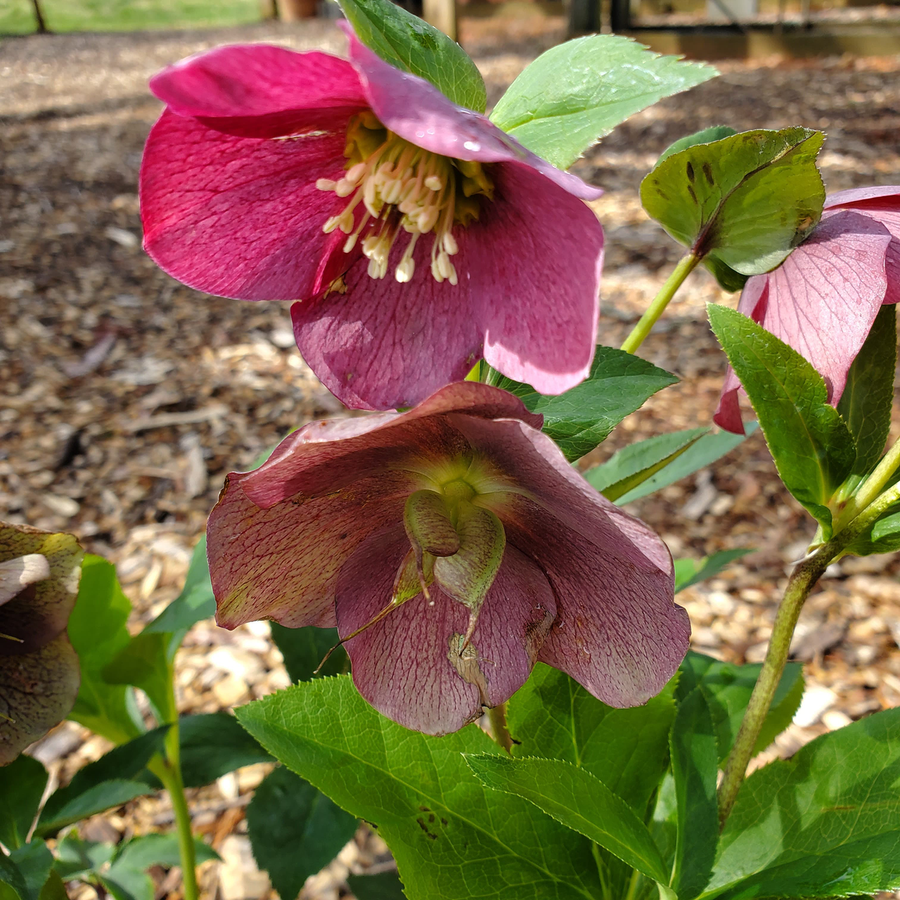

{"left": 336, "top": 528, "right": 554, "bottom": 734}
{"left": 150, "top": 45, "right": 367, "bottom": 137}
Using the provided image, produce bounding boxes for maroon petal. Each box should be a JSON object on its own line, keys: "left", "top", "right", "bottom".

{"left": 341, "top": 24, "right": 602, "bottom": 202}
{"left": 467, "top": 161, "right": 602, "bottom": 395}
{"left": 140, "top": 109, "right": 350, "bottom": 301}
{"left": 150, "top": 45, "right": 367, "bottom": 137}
{"left": 336, "top": 528, "right": 555, "bottom": 734}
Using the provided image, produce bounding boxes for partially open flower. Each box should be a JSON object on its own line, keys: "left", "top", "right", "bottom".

{"left": 140, "top": 26, "right": 604, "bottom": 411}
{"left": 207, "top": 383, "right": 689, "bottom": 734}
{"left": 716, "top": 185, "right": 900, "bottom": 434}
{"left": 0, "top": 522, "right": 82, "bottom": 765}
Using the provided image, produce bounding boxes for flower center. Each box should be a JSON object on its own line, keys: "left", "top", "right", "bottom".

{"left": 316, "top": 111, "right": 494, "bottom": 285}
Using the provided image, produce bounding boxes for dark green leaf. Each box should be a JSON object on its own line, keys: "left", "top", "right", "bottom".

{"left": 0, "top": 755, "right": 47, "bottom": 850}
{"left": 489, "top": 36, "right": 715, "bottom": 169}
{"left": 494, "top": 347, "right": 677, "bottom": 462}
{"left": 708, "top": 708, "right": 900, "bottom": 899}
{"left": 467, "top": 755, "right": 669, "bottom": 885}
{"left": 642, "top": 128, "right": 825, "bottom": 286}
{"left": 52, "top": 834, "right": 115, "bottom": 881}
{"left": 0, "top": 853, "right": 27, "bottom": 900}
{"left": 67, "top": 555, "right": 143, "bottom": 745}
{"left": 586, "top": 428, "right": 708, "bottom": 502}
{"left": 103, "top": 632, "right": 175, "bottom": 724}
{"left": 236, "top": 677, "right": 603, "bottom": 900}
{"left": 113, "top": 833, "right": 219, "bottom": 870}
{"left": 270, "top": 623, "right": 348, "bottom": 683}
{"left": 708, "top": 304, "right": 856, "bottom": 529}
{"left": 178, "top": 713, "right": 273, "bottom": 788}
{"left": 346, "top": 870, "right": 407, "bottom": 900}
{"left": 677, "top": 652, "right": 804, "bottom": 762}
{"left": 673, "top": 549, "right": 753, "bottom": 594}
{"left": 35, "top": 871, "right": 64, "bottom": 900}
{"left": 7, "top": 842, "right": 52, "bottom": 900}
{"left": 247, "top": 766, "right": 358, "bottom": 900}
{"left": 657, "top": 125, "right": 738, "bottom": 166}
{"left": 671, "top": 688, "right": 719, "bottom": 900}
{"left": 609, "top": 424, "right": 756, "bottom": 506}
{"left": 143, "top": 537, "right": 215, "bottom": 651}
{"left": 338, "top": 0, "right": 486, "bottom": 112}
{"left": 836, "top": 303, "right": 896, "bottom": 483}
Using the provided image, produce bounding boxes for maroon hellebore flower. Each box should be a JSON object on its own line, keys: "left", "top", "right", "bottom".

{"left": 139, "top": 26, "right": 605, "bottom": 412}
{"left": 715, "top": 185, "right": 900, "bottom": 434}
{"left": 207, "top": 382, "right": 689, "bottom": 735}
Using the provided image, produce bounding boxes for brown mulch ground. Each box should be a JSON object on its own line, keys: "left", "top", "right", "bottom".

{"left": 2, "top": 16, "right": 900, "bottom": 898}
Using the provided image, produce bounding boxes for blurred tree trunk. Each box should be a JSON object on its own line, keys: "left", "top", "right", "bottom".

{"left": 30, "top": 0, "right": 49, "bottom": 32}
{"left": 276, "top": 0, "right": 319, "bottom": 18}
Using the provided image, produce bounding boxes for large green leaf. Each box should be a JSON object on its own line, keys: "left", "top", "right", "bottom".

{"left": 338, "top": 0, "right": 486, "bottom": 113}
{"left": 671, "top": 688, "right": 719, "bottom": 900}
{"left": 677, "top": 652, "right": 804, "bottom": 763}
{"left": 467, "top": 755, "right": 669, "bottom": 885}
{"left": 493, "top": 347, "right": 677, "bottom": 462}
{"left": 0, "top": 853, "right": 27, "bottom": 900}
{"left": 52, "top": 834, "right": 115, "bottom": 882}
{"left": 489, "top": 36, "right": 715, "bottom": 169}
{"left": 236, "top": 677, "right": 603, "bottom": 900}
{"left": 246, "top": 766, "right": 358, "bottom": 900}
{"left": 708, "top": 304, "right": 856, "bottom": 529}
{"left": 103, "top": 632, "right": 175, "bottom": 724}
{"left": 657, "top": 125, "right": 738, "bottom": 166}
{"left": 0, "top": 755, "right": 47, "bottom": 850}
{"left": 270, "top": 623, "right": 348, "bottom": 683}
{"left": 177, "top": 713, "right": 273, "bottom": 788}
{"left": 3, "top": 843, "right": 52, "bottom": 900}
{"left": 347, "top": 871, "right": 407, "bottom": 900}
{"left": 673, "top": 550, "right": 753, "bottom": 594}
{"left": 706, "top": 708, "right": 900, "bottom": 899}
{"left": 66, "top": 555, "right": 143, "bottom": 745}
{"left": 642, "top": 128, "right": 825, "bottom": 288}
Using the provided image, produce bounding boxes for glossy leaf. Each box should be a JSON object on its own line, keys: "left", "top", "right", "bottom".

{"left": 673, "top": 549, "right": 753, "bottom": 594}
{"left": 707, "top": 708, "right": 900, "bottom": 899}
{"left": 642, "top": 128, "right": 825, "bottom": 286}
{"left": 490, "top": 35, "right": 715, "bottom": 169}
{"left": 236, "top": 676, "right": 603, "bottom": 900}
{"left": 493, "top": 347, "right": 677, "bottom": 462}
{"left": 338, "top": 0, "right": 486, "bottom": 112}
{"left": 0, "top": 754, "right": 47, "bottom": 850}
{"left": 67, "top": 555, "right": 143, "bottom": 745}
{"left": 671, "top": 688, "right": 719, "bottom": 900}
{"left": 247, "top": 765, "right": 358, "bottom": 900}
{"left": 270, "top": 623, "right": 349, "bottom": 683}
{"left": 709, "top": 304, "right": 856, "bottom": 529}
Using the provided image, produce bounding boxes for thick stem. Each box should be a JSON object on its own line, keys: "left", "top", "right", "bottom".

{"left": 833, "top": 436, "right": 900, "bottom": 535}
{"left": 620, "top": 253, "right": 701, "bottom": 355}
{"left": 486, "top": 703, "right": 513, "bottom": 753}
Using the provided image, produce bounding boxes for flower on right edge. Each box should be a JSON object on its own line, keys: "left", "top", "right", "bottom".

{"left": 715, "top": 186, "right": 900, "bottom": 434}
{"left": 207, "top": 382, "right": 690, "bottom": 735}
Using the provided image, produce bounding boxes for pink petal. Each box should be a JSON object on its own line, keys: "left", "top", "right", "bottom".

{"left": 336, "top": 528, "right": 555, "bottom": 734}
{"left": 208, "top": 468, "right": 419, "bottom": 630}
{"left": 150, "top": 45, "right": 367, "bottom": 137}
{"left": 341, "top": 23, "right": 602, "bottom": 202}
{"left": 468, "top": 160, "right": 602, "bottom": 394}
{"left": 140, "top": 109, "right": 350, "bottom": 301}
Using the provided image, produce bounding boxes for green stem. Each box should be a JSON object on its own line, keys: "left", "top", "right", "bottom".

{"left": 620, "top": 253, "right": 701, "bottom": 355}
{"left": 486, "top": 703, "right": 513, "bottom": 753}
{"left": 833, "top": 436, "right": 900, "bottom": 535}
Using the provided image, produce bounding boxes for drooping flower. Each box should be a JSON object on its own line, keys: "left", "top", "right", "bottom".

{"left": 207, "top": 382, "right": 689, "bottom": 735}
{"left": 0, "top": 522, "right": 82, "bottom": 765}
{"left": 140, "top": 26, "right": 604, "bottom": 411}
{"left": 715, "top": 186, "right": 900, "bottom": 434}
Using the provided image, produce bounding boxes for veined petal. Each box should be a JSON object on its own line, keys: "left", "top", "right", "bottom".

{"left": 336, "top": 528, "right": 555, "bottom": 734}
{"left": 468, "top": 161, "right": 602, "bottom": 395}
{"left": 150, "top": 45, "right": 367, "bottom": 137}
{"left": 141, "top": 110, "right": 352, "bottom": 301}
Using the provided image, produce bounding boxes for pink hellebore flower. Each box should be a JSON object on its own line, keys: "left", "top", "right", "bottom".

{"left": 140, "top": 27, "right": 605, "bottom": 412}
{"left": 207, "top": 382, "right": 689, "bottom": 735}
{"left": 715, "top": 186, "right": 900, "bottom": 434}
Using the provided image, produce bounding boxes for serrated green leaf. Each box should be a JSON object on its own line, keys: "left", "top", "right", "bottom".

{"left": 66, "top": 555, "right": 143, "bottom": 745}
{"left": 836, "top": 303, "right": 896, "bottom": 483}
{"left": 493, "top": 346, "right": 677, "bottom": 462}
{"left": 671, "top": 687, "right": 719, "bottom": 900}
{"left": 468, "top": 755, "right": 669, "bottom": 885}
{"left": 236, "top": 677, "right": 603, "bottom": 900}
{"left": 673, "top": 549, "right": 753, "bottom": 594}
{"left": 657, "top": 125, "right": 738, "bottom": 166}
{"left": 706, "top": 708, "right": 900, "bottom": 899}
{"left": 270, "top": 623, "right": 349, "bottom": 682}
{"left": 347, "top": 870, "right": 407, "bottom": 900}
{"left": 247, "top": 766, "right": 358, "bottom": 900}
{"left": 708, "top": 304, "right": 856, "bottom": 529}
{"left": 0, "top": 755, "right": 47, "bottom": 850}
{"left": 642, "top": 128, "right": 825, "bottom": 288}
{"left": 489, "top": 35, "right": 715, "bottom": 169}
{"left": 338, "top": 0, "right": 485, "bottom": 112}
